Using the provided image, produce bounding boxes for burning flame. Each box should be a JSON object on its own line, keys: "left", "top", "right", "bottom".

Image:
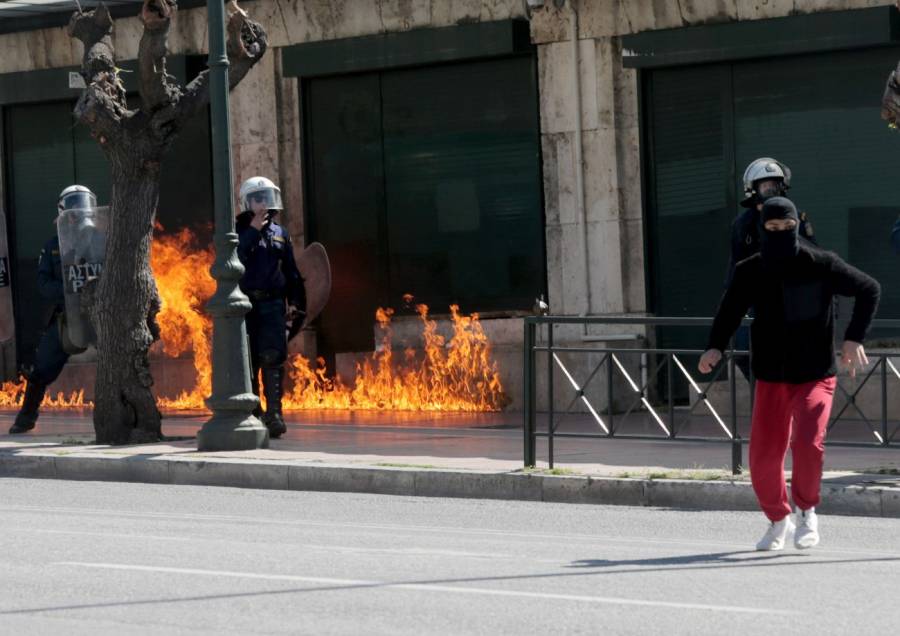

{"left": 0, "top": 228, "right": 508, "bottom": 413}
{"left": 151, "top": 227, "right": 215, "bottom": 411}
{"left": 283, "top": 303, "right": 507, "bottom": 411}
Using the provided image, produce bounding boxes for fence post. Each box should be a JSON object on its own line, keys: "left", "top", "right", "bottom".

{"left": 607, "top": 353, "right": 615, "bottom": 436}
{"left": 667, "top": 354, "right": 675, "bottom": 437}
{"left": 547, "top": 321, "right": 555, "bottom": 469}
{"left": 523, "top": 320, "right": 537, "bottom": 467}
{"left": 882, "top": 356, "right": 889, "bottom": 447}
{"left": 729, "top": 349, "right": 743, "bottom": 475}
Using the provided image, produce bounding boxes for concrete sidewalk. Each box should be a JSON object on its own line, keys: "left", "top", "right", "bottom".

{"left": 1, "top": 410, "right": 899, "bottom": 517}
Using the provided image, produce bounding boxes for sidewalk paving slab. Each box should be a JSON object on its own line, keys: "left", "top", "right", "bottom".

{"left": 2, "top": 442, "right": 899, "bottom": 519}
{"left": 1, "top": 411, "right": 899, "bottom": 517}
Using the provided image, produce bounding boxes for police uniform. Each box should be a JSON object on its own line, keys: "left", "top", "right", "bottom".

{"left": 10, "top": 184, "right": 98, "bottom": 435}
{"left": 237, "top": 217, "right": 305, "bottom": 437}
{"left": 9, "top": 236, "right": 71, "bottom": 434}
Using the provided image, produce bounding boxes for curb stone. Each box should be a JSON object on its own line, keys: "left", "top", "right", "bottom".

{"left": 1, "top": 451, "right": 899, "bottom": 518}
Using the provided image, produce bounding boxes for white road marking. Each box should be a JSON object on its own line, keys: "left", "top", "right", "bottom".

{"left": 56, "top": 561, "right": 803, "bottom": 616}
{"left": 300, "top": 544, "right": 535, "bottom": 561}
{"left": 33, "top": 529, "right": 190, "bottom": 542}
{"left": 4, "top": 505, "right": 900, "bottom": 558}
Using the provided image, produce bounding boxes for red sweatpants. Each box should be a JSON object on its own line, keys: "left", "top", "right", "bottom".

{"left": 749, "top": 377, "right": 836, "bottom": 521}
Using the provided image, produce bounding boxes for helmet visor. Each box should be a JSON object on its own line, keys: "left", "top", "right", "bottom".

{"left": 241, "top": 188, "right": 283, "bottom": 212}
{"left": 59, "top": 191, "right": 97, "bottom": 212}
{"left": 755, "top": 179, "right": 783, "bottom": 200}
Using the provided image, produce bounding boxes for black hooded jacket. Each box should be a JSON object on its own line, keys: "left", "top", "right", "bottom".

{"left": 708, "top": 198, "right": 881, "bottom": 384}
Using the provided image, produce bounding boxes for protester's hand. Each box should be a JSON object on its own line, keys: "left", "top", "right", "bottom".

{"left": 839, "top": 340, "right": 869, "bottom": 378}
{"left": 698, "top": 349, "right": 722, "bottom": 374}
{"left": 250, "top": 208, "right": 265, "bottom": 230}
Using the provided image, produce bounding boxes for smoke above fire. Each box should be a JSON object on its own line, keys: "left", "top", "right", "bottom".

{"left": 0, "top": 228, "right": 508, "bottom": 413}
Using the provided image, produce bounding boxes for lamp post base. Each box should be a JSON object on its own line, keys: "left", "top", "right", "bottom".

{"left": 197, "top": 413, "right": 269, "bottom": 451}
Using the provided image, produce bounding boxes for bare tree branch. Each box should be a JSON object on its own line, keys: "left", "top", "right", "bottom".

{"left": 69, "top": 4, "right": 130, "bottom": 148}
{"left": 175, "top": 10, "right": 268, "bottom": 127}
{"left": 138, "top": 0, "right": 182, "bottom": 116}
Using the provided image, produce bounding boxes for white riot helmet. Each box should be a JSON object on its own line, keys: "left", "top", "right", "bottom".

{"left": 58, "top": 185, "right": 97, "bottom": 213}
{"left": 238, "top": 176, "right": 283, "bottom": 213}
{"left": 740, "top": 158, "right": 791, "bottom": 208}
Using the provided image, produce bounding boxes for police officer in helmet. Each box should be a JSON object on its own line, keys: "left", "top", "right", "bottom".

{"left": 236, "top": 176, "right": 305, "bottom": 439}
{"left": 9, "top": 185, "right": 96, "bottom": 434}
{"left": 726, "top": 158, "right": 817, "bottom": 381}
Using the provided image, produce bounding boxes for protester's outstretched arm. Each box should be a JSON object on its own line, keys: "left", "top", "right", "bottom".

{"left": 701, "top": 265, "right": 752, "bottom": 373}
{"left": 829, "top": 257, "right": 880, "bottom": 377}
{"left": 723, "top": 217, "right": 741, "bottom": 289}
{"left": 829, "top": 257, "right": 880, "bottom": 344}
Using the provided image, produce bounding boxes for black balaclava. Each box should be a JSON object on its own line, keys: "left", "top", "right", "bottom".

{"left": 759, "top": 196, "right": 800, "bottom": 266}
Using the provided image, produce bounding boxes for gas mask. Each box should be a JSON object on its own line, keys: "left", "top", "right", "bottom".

{"left": 754, "top": 178, "right": 784, "bottom": 204}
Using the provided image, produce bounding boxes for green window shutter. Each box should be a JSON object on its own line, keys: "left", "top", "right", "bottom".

{"left": 304, "top": 73, "right": 385, "bottom": 355}
{"left": 72, "top": 122, "right": 111, "bottom": 205}
{"left": 6, "top": 102, "right": 75, "bottom": 363}
{"left": 648, "top": 65, "right": 733, "bottom": 320}
{"left": 380, "top": 56, "right": 544, "bottom": 313}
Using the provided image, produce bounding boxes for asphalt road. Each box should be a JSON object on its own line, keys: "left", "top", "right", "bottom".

{"left": 1, "top": 478, "right": 898, "bottom": 635}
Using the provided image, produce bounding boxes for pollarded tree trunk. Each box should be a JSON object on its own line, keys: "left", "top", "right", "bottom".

{"left": 68, "top": 1, "right": 267, "bottom": 444}
{"left": 94, "top": 158, "right": 163, "bottom": 443}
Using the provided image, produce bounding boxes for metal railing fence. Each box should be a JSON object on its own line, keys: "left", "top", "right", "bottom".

{"left": 523, "top": 316, "right": 900, "bottom": 474}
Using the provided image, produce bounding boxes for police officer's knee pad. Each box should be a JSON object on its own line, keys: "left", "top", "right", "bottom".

{"left": 259, "top": 348, "right": 285, "bottom": 368}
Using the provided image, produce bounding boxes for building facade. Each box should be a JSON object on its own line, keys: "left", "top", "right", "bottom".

{"left": 0, "top": 0, "right": 897, "bottom": 418}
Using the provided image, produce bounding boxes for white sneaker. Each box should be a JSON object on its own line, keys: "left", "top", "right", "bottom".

{"left": 795, "top": 508, "right": 820, "bottom": 549}
{"left": 756, "top": 516, "right": 795, "bottom": 551}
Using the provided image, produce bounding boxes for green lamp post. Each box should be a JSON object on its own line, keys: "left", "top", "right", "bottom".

{"left": 197, "top": 0, "right": 268, "bottom": 451}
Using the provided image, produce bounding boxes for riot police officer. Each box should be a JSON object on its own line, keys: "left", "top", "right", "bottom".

{"left": 727, "top": 158, "right": 817, "bottom": 284}
{"left": 726, "top": 159, "right": 817, "bottom": 381}
{"left": 236, "top": 176, "right": 305, "bottom": 439}
{"left": 9, "top": 185, "right": 96, "bottom": 434}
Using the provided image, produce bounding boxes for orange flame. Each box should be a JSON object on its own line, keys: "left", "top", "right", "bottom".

{"left": 0, "top": 229, "right": 508, "bottom": 413}
{"left": 283, "top": 303, "right": 507, "bottom": 411}
{"left": 151, "top": 227, "right": 215, "bottom": 410}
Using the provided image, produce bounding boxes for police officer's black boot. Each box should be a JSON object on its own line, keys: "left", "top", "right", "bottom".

{"left": 9, "top": 381, "right": 46, "bottom": 434}
{"left": 250, "top": 368, "right": 263, "bottom": 419}
{"left": 262, "top": 367, "right": 287, "bottom": 439}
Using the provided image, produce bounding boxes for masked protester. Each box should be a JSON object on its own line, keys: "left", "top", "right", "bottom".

{"left": 9, "top": 185, "right": 97, "bottom": 434}
{"left": 236, "top": 176, "right": 306, "bottom": 439}
{"left": 700, "top": 197, "right": 880, "bottom": 551}
{"left": 727, "top": 159, "right": 818, "bottom": 383}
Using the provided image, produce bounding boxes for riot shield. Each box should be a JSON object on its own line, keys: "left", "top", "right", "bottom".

{"left": 57, "top": 206, "right": 108, "bottom": 349}
{"left": 296, "top": 241, "right": 331, "bottom": 331}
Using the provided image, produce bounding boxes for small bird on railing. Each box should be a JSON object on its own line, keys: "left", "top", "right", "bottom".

{"left": 533, "top": 294, "right": 549, "bottom": 316}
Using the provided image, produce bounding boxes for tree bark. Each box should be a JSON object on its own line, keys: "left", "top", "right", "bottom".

{"left": 68, "top": 1, "right": 267, "bottom": 443}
